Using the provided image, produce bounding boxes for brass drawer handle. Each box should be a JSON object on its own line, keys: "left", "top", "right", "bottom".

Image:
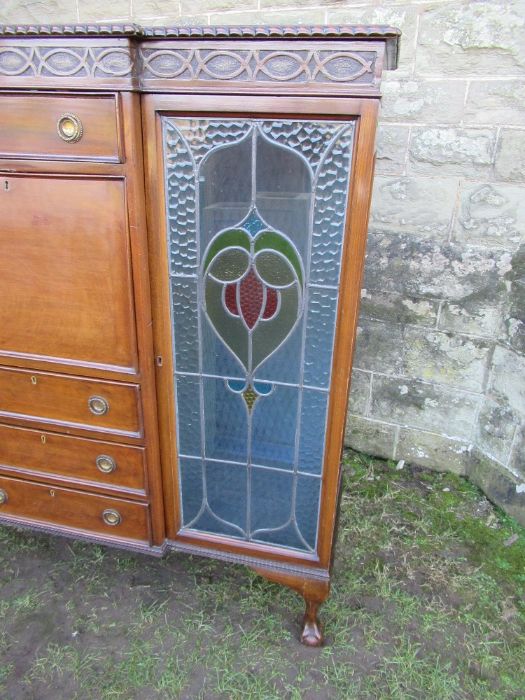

{"left": 88, "top": 395, "right": 109, "bottom": 416}
{"left": 102, "top": 508, "right": 121, "bottom": 527}
{"left": 57, "top": 113, "right": 83, "bottom": 143}
{"left": 0, "top": 489, "right": 7, "bottom": 505}
{"left": 96, "top": 455, "right": 117, "bottom": 474}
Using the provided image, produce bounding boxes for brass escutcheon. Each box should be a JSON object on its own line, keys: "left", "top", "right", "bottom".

{"left": 96, "top": 455, "right": 117, "bottom": 474}
{"left": 0, "top": 489, "right": 8, "bottom": 505}
{"left": 102, "top": 509, "right": 121, "bottom": 526}
{"left": 57, "top": 113, "right": 83, "bottom": 143}
{"left": 88, "top": 395, "right": 109, "bottom": 416}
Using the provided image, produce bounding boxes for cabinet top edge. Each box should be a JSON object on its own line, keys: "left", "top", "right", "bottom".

{"left": 0, "top": 23, "right": 400, "bottom": 69}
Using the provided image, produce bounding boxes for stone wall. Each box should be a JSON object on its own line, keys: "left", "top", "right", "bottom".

{"left": 2, "top": 0, "right": 524, "bottom": 523}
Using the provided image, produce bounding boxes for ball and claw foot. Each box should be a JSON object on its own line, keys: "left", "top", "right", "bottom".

{"left": 251, "top": 566, "right": 329, "bottom": 646}
{"left": 301, "top": 605, "right": 324, "bottom": 647}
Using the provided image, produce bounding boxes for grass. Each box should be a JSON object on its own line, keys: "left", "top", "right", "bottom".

{"left": 1, "top": 450, "right": 524, "bottom": 699}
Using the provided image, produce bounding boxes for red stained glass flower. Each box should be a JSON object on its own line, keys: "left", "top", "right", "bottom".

{"left": 225, "top": 266, "right": 279, "bottom": 329}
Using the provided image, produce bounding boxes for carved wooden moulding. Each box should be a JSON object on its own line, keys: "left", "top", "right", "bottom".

{"left": 0, "top": 23, "right": 399, "bottom": 94}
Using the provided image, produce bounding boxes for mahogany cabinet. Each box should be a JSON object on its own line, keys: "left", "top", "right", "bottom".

{"left": 0, "top": 23, "right": 399, "bottom": 645}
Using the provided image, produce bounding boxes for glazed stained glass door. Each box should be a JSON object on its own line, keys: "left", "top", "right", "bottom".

{"left": 164, "top": 116, "right": 355, "bottom": 553}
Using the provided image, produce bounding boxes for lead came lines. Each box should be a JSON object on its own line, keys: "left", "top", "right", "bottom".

{"left": 164, "top": 116, "right": 355, "bottom": 551}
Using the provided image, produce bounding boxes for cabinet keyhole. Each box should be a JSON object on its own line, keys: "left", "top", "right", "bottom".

{"left": 4, "top": 180, "right": 8, "bottom": 191}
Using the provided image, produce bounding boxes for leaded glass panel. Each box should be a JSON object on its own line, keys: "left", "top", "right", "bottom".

{"left": 164, "top": 117, "right": 354, "bottom": 553}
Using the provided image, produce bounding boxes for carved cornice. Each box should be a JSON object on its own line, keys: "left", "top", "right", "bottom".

{"left": 0, "top": 23, "right": 400, "bottom": 41}
{"left": 0, "top": 23, "right": 141, "bottom": 37}
{"left": 0, "top": 24, "right": 400, "bottom": 92}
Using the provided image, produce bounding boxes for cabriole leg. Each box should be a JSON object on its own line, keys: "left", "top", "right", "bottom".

{"left": 251, "top": 566, "right": 330, "bottom": 646}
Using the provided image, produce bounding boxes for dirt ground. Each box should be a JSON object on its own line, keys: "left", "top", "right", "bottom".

{"left": 1, "top": 450, "right": 524, "bottom": 699}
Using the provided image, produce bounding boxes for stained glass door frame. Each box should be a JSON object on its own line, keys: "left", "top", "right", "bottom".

{"left": 143, "top": 93, "right": 379, "bottom": 572}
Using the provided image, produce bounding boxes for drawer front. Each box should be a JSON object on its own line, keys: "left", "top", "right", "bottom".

{"left": 0, "top": 475, "right": 150, "bottom": 543}
{"left": 0, "top": 424, "right": 146, "bottom": 493}
{"left": 0, "top": 93, "right": 121, "bottom": 161}
{"left": 0, "top": 368, "right": 142, "bottom": 438}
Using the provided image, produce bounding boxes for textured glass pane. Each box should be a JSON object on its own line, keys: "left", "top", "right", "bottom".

{"left": 298, "top": 389, "right": 329, "bottom": 475}
{"left": 201, "top": 313, "right": 245, "bottom": 378}
{"left": 251, "top": 384, "right": 298, "bottom": 470}
{"left": 295, "top": 475, "right": 321, "bottom": 550}
{"left": 311, "top": 126, "right": 355, "bottom": 286}
{"left": 200, "top": 132, "right": 252, "bottom": 247}
{"left": 175, "top": 374, "right": 201, "bottom": 457}
{"left": 260, "top": 121, "right": 341, "bottom": 170}
{"left": 255, "top": 133, "right": 312, "bottom": 261}
{"left": 203, "top": 378, "right": 248, "bottom": 463}
{"left": 251, "top": 468, "right": 314, "bottom": 550}
{"left": 205, "top": 460, "right": 247, "bottom": 533}
{"left": 170, "top": 277, "right": 199, "bottom": 373}
{"left": 250, "top": 468, "right": 292, "bottom": 532}
{"left": 304, "top": 287, "right": 338, "bottom": 389}
{"left": 164, "top": 116, "right": 354, "bottom": 553}
{"left": 175, "top": 119, "right": 252, "bottom": 165}
{"left": 179, "top": 456, "right": 203, "bottom": 526}
{"left": 254, "top": 319, "right": 302, "bottom": 384}
{"left": 164, "top": 122, "right": 198, "bottom": 276}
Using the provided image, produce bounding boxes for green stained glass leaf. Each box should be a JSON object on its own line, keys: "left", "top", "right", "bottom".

{"left": 254, "top": 231, "right": 303, "bottom": 285}
{"left": 209, "top": 247, "right": 250, "bottom": 282}
{"left": 254, "top": 250, "right": 297, "bottom": 288}
{"left": 205, "top": 276, "right": 248, "bottom": 371}
{"left": 204, "top": 229, "right": 250, "bottom": 272}
{"left": 252, "top": 283, "right": 300, "bottom": 371}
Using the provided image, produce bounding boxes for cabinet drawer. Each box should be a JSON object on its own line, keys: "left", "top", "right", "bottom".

{"left": 0, "top": 368, "right": 142, "bottom": 438}
{"left": 0, "top": 425, "right": 146, "bottom": 493}
{"left": 0, "top": 93, "right": 121, "bottom": 161}
{"left": 0, "top": 475, "right": 149, "bottom": 543}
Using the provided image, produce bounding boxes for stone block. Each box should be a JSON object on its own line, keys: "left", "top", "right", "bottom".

{"left": 0, "top": 0, "right": 78, "bottom": 23}
{"left": 78, "top": 0, "right": 131, "bottom": 21}
{"left": 476, "top": 398, "right": 520, "bottom": 464}
{"left": 353, "top": 318, "right": 405, "bottom": 375}
{"left": 403, "top": 327, "right": 492, "bottom": 393}
{"left": 354, "top": 318, "right": 491, "bottom": 392}
{"left": 439, "top": 296, "right": 505, "bottom": 338}
{"left": 396, "top": 428, "right": 470, "bottom": 475}
{"left": 381, "top": 77, "right": 466, "bottom": 124}
{"left": 348, "top": 369, "right": 371, "bottom": 416}
{"left": 468, "top": 448, "right": 525, "bottom": 528}
{"left": 495, "top": 129, "right": 525, "bottom": 183}
{"left": 464, "top": 80, "right": 525, "bottom": 127}
{"left": 453, "top": 183, "right": 525, "bottom": 250}
{"left": 180, "top": 0, "right": 257, "bottom": 14}
{"left": 132, "top": 1, "right": 196, "bottom": 22}
{"left": 409, "top": 127, "right": 497, "bottom": 177}
{"left": 327, "top": 5, "right": 418, "bottom": 74}
{"left": 417, "top": 1, "right": 525, "bottom": 77}
{"left": 375, "top": 125, "right": 409, "bottom": 176}
{"left": 370, "top": 175, "right": 458, "bottom": 239}
{"left": 261, "top": 0, "right": 357, "bottom": 6}
{"left": 207, "top": 9, "right": 325, "bottom": 24}
{"left": 502, "top": 244, "right": 525, "bottom": 353}
{"left": 345, "top": 414, "right": 397, "bottom": 460}
{"left": 370, "top": 375, "right": 480, "bottom": 439}
{"left": 509, "top": 424, "right": 525, "bottom": 479}
{"left": 360, "top": 289, "right": 440, "bottom": 328}
{"left": 489, "top": 346, "right": 525, "bottom": 415}
{"left": 166, "top": 15, "right": 209, "bottom": 26}
{"left": 363, "top": 232, "right": 513, "bottom": 302}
